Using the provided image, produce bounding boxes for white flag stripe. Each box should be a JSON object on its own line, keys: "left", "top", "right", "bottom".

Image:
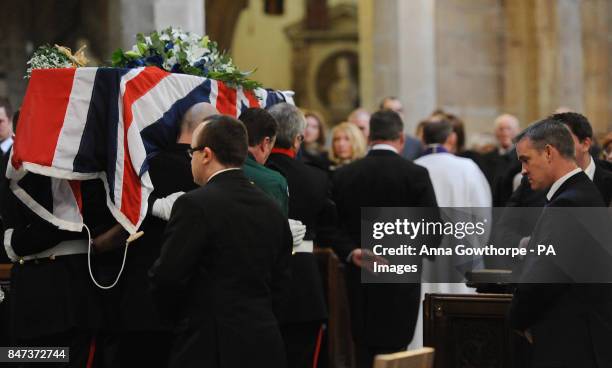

{"left": 209, "top": 79, "right": 219, "bottom": 108}
{"left": 114, "top": 68, "right": 144, "bottom": 206}
{"left": 254, "top": 88, "right": 269, "bottom": 108}
{"left": 51, "top": 68, "right": 97, "bottom": 169}
{"left": 51, "top": 178, "right": 83, "bottom": 226}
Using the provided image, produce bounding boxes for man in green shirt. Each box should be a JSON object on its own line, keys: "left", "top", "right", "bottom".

{"left": 239, "top": 107, "right": 290, "bottom": 216}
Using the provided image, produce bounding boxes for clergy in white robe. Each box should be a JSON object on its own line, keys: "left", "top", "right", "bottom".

{"left": 409, "top": 119, "right": 492, "bottom": 349}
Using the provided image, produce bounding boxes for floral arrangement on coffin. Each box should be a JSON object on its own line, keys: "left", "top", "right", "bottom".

{"left": 25, "top": 44, "right": 89, "bottom": 78}
{"left": 111, "top": 27, "right": 262, "bottom": 90}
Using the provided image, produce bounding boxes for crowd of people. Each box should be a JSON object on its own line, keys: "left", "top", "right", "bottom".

{"left": 1, "top": 92, "right": 612, "bottom": 368}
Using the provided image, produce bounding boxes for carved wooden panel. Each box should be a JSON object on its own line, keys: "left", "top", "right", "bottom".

{"left": 424, "top": 293, "right": 530, "bottom": 368}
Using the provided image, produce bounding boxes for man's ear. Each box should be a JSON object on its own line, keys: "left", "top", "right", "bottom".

{"left": 258, "top": 140, "right": 268, "bottom": 154}
{"left": 582, "top": 137, "right": 592, "bottom": 151}
{"left": 447, "top": 132, "right": 457, "bottom": 146}
{"left": 202, "top": 147, "right": 214, "bottom": 163}
{"left": 544, "top": 144, "right": 553, "bottom": 162}
{"left": 293, "top": 135, "right": 302, "bottom": 151}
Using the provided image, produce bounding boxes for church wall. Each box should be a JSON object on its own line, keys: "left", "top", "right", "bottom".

{"left": 230, "top": 0, "right": 356, "bottom": 92}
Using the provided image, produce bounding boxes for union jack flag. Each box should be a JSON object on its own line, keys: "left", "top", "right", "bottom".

{"left": 7, "top": 66, "right": 293, "bottom": 234}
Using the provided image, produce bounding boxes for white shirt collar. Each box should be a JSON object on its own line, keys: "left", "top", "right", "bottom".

{"left": 0, "top": 137, "right": 13, "bottom": 154}
{"left": 546, "top": 167, "right": 582, "bottom": 201}
{"left": 207, "top": 167, "right": 241, "bottom": 183}
{"left": 584, "top": 155, "right": 595, "bottom": 181}
{"left": 370, "top": 144, "right": 398, "bottom": 154}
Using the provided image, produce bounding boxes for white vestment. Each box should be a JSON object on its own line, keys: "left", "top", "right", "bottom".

{"left": 409, "top": 152, "right": 492, "bottom": 349}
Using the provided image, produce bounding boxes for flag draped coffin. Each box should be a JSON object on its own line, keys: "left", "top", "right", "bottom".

{"left": 8, "top": 66, "right": 293, "bottom": 234}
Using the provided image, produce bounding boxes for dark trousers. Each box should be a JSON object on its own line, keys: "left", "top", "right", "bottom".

{"left": 280, "top": 322, "right": 323, "bottom": 368}
{"left": 355, "top": 344, "right": 405, "bottom": 368}
{"left": 14, "top": 329, "right": 95, "bottom": 368}
{"left": 117, "top": 331, "right": 172, "bottom": 368}
{"left": 0, "top": 287, "right": 10, "bottom": 346}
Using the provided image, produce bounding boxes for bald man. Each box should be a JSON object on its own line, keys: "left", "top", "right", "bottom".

{"left": 493, "top": 114, "right": 520, "bottom": 155}
{"left": 348, "top": 108, "right": 371, "bottom": 139}
{"left": 379, "top": 96, "right": 424, "bottom": 160}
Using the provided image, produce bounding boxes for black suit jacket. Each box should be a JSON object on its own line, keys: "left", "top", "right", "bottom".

{"left": 401, "top": 134, "right": 424, "bottom": 161}
{"left": 508, "top": 172, "right": 612, "bottom": 367}
{"left": 149, "top": 169, "right": 291, "bottom": 368}
{"left": 493, "top": 161, "right": 612, "bottom": 255}
{"left": 266, "top": 152, "right": 331, "bottom": 323}
{"left": 332, "top": 149, "right": 439, "bottom": 347}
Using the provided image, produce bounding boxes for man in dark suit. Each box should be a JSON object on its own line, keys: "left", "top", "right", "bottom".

{"left": 493, "top": 112, "right": 612, "bottom": 257}
{"left": 149, "top": 115, "right": 292, "bottom": 368}
{"left": 0, "top": 99, "right": 14, "bottom": 264}
{"left": 509, "top": 118, "right": 612, "bottom": 368}
{"left": 332, "top": 110, "right": 439, "bottom": 368}
{"left": 481, "top": 114, "right": 520, "bottom": 188}
{"left": 266, "top": 103, "right": 331, "bottom": 368}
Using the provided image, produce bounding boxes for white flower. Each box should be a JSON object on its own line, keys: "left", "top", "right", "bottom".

{"left": 163, "top": 56, "right": 177, "bottom": 70}
{"left": 144, "top": 36, "right": 152, "bottom": 45}
{"left": 159, "top": 33, "right": 170, "bottom": 41}
{"left": 185, "top": 45, "right": 207, "bottom": 64}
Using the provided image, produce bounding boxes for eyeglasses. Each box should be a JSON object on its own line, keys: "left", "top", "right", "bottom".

{"left": 187, "top": 145, "right": 206, "bottom": 158}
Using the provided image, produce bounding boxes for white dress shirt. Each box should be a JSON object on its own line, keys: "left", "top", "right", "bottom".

{"left": 370, "top": 143, "right": 398, "bottom": 153}
{"left": 584, "top": 155, "right": 595, "bottom": 181}
{"left": 0, "top": 137, "right": 13, "bottom": 154}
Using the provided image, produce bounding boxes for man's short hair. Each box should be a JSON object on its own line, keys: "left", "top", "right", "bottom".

{"left": 370, "top": 110, "right": 403, "bottom": 141}
{"left": 379, "top": 96, "right": 398, "bottom": 110}
{"left": 267, "top": 103, "right": 305, "bottom": 149}
{"left": 195, "top": 115, "right": 248, "bottom": 167}
{"left": 422, "top": 119, "right": 453, "bottom": 145}
{"left": 239, "top": 108, "right": 278, "bottom": 147}
{"left": 514, "top": 118, "right": 575, "bottom": 160}
{"left": 549, "top": 112, "right": 592, "bottom": 142}
{"left": 0, "top": 97, "right": 13, "bottom": 119}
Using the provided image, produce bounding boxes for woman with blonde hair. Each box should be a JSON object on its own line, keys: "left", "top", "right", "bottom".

{"left": 328, "top": 122, "right": 367, "bottom": 170}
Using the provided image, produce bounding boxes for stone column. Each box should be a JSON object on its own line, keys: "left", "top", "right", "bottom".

{"left": 581, "top": 0, "right": 609, "bottom": 134}
{"left": 504, "top": 0, "right": 585, "bottom": 126}
{"left": 109, "top": 0, "right": 205, "bottom": 50}
{"left": 502, "top": 0, "right": 538, "bottom": 125}
{"left": 358, "top": 0, "right": 436, "bottom": 133}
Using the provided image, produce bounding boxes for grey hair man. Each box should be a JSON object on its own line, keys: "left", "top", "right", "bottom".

{"left": 268, "top": 103, "right": 306, "bottom": 152}
{"left": 266, "top": 102, "right": 333, "bottom": 368}
{"left": 514, "top": 119, "right": 576, "bottom": 191}
{"left": 494, "top": 113, "right": 520, "bottom": 153}
{"left": 509, "top": 117, "right": 612, "bottom": 367}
